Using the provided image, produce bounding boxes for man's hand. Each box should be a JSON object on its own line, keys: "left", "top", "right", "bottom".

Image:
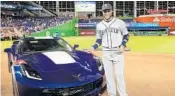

{"left": 87, "top": 47, "right": 101, "bottom": 57}
{"left": 87, "top": 47, "right": 94, "bottom": 53}
{"left": 119, "top": 45, "right": 125, "bottom": 53}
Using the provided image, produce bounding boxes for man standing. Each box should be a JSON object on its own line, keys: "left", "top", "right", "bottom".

{"left": 88, "top": 4, "right": 129, "bottom": 96}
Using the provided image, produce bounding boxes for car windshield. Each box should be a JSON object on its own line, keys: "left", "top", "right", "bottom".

{"left": 22, "top": 38, "right": 73, "bottom": 53}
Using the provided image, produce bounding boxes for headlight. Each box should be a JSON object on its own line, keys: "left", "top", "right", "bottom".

{"left": 93, "top": 56, "right": 103, "bottom": 71}
{"left": 20, "top": 64, "right": 42, "bottom": 80}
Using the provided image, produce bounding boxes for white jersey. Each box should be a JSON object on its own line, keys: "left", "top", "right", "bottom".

{"left": 96, "top": 18, "right": 128, "bottom": 49}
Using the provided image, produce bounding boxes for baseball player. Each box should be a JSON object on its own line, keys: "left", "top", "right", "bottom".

{"left": 88, "top": 4, "right": 129, "bottom": 96}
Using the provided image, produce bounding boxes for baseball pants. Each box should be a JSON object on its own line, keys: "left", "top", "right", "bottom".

{"left": 102, "top": 50, "right": 128, "bottom": 96}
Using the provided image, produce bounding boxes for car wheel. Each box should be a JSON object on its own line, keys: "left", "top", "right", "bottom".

{"left": 7, "top": 53, "right": 12, "bottom": 73}
{"left": 8, "top": 61, "right": 12, "bottom": 73}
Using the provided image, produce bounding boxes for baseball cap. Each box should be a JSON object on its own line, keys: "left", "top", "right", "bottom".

{"left": 102, "top": 4, "right": 112, "bottom": 11}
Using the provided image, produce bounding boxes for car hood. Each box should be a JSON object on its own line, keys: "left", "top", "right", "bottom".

{"left": 20, "top": 51, "right": 101, "bottom": 83}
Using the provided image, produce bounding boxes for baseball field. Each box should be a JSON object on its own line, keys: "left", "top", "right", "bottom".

{"left": 1, "top": 36, "right": 175, "bottom": 96}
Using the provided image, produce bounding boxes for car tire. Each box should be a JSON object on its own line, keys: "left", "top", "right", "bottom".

{"left": 100, "top": 85, "right": 107, "bottom": 94}
{"left": 8, "top": 61, "right": 12, "bottom": 73}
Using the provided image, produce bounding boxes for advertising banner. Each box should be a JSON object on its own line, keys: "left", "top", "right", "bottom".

{"left": 79, "top": 29, "right": 95, "bottom": 36}
{"left": 134, "top": 16, "right": 175, "bottom": 30}
{"left": 168, "top": 29, "right": 175, "bottom": 36}
{"left": 129, "top": 31, "right": 167, "bottom": 36}
{"left": 147, "top": 9, "right": 168, "bottom": 14}
{"left": 129, "top": 23, "right": 159, "bottom": 27}
{"left": 78, "top": 23, "right": 96, "bottom": 28}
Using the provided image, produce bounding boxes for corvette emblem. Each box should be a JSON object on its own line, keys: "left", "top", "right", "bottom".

{"left": 72, "top": 74, "right": 81, "bottom": 79}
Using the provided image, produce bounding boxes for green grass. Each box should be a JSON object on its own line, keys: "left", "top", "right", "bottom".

{"left": 0, "top": 41, "right": 13, "bottom": 53}
{"left": 64, "top": 36, "right": 175, "bottom": 54}
{"left": 126, "top": 36, "right": 175, "bottom": 54}
{"left": 1, "top": 36, "right": 175, "bottom": 54}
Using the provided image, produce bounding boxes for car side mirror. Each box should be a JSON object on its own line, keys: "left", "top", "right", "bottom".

{"left": 4, "top": 48, "right": 11, "bottom": 53}
{"left": 11, "top": 45, "right": 17, "bottom": 54}
{"left": 73, "top": 44, "right": 79, "bottom": 49}
{"left": 13, "top": 40, "right": 19, "bottom": 45}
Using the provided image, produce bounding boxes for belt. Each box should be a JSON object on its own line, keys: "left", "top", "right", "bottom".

{"left": 102, "top": 46, "right": 121, "bottom": 51}
{"left": 102, "top": 46, "right": 120, "bottom": 49}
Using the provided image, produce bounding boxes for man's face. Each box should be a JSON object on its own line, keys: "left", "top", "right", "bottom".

{"left": 103, "top": 9, "right": 113, "bottom": 20}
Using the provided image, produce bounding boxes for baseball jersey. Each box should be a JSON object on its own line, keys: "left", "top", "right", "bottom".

{"left": 96, "top": 18, "right": 128, "bottom": 49}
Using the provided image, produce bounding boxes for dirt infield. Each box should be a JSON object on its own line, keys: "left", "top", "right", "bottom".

{"left": 1, "top": 51, "right": 175, "bottom": 96}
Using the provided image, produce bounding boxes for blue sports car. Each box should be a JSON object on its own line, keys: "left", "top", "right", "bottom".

{"left": 4, "top": 37, "right": 106, "bottom": 96}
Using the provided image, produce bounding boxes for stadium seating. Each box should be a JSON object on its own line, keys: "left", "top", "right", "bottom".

{"left": 1, "top": 16, "right": 72, "bottom": 33}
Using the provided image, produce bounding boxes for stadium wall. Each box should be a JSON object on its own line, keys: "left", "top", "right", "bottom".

{"left": 30, "top": 18, "right": 171, "bottom": 37}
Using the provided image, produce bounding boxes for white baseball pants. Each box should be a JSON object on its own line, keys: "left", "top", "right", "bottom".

{"left": 102, "top": 50, "right": 128, "bottom": 96}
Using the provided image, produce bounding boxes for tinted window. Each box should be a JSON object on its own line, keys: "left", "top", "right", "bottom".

{"left": 22, "top": 39, "right": 72, "bottom": 53}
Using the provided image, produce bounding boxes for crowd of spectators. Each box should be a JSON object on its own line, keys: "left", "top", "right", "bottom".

{"left": 1, "top": 15, "right": 72, "bottom": 41}
{"left": 1, "top": 15, "right": 72, "bottom": 33}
